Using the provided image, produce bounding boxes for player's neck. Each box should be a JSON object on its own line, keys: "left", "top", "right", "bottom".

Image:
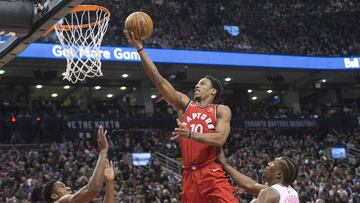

{"left": 268, "top": 179, "right": 283, "bottom": 186}
{"left": 196, "top": 98, "right": 213, "bottom": 107}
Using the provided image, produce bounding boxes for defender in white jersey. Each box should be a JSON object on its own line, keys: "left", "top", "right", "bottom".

{"left": 270, "top": 184, "right": 299, "bottom": 203}
{"left": 217, "top": 149, "right": 300, "bottom": 203}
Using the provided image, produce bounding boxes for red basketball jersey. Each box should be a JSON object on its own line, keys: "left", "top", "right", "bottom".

{"left": 180, "top": 101, "right": 218, "bottom": 166}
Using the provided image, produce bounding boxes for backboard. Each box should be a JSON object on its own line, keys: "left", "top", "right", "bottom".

{"left": 0, "top": 0, "right": 86, "bottom": 68}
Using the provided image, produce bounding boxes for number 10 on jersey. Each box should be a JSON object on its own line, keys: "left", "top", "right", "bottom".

{"left": 190, "top": 124, "right": 203, "bottom": 133}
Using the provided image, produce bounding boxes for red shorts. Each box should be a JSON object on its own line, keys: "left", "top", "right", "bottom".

{"left": 181, "top": 162, "right": 239, "bottom": 203}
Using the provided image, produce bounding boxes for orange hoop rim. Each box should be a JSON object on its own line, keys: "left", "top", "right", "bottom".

{"left": 44, "top": 5, "right": 110, "bottom": 35}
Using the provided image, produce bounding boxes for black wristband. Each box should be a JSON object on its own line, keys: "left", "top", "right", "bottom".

{"left": 188, "top": 131, "right": 192, "bottom": 139}
{"left": 137, "top": 48, "right": 144, "bottom": 52}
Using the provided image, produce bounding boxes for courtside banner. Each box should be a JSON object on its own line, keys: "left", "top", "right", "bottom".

{"left": 242, "top": 117, "right": 357, "bottom": 129}
{"left": 244, "top": 119, "right": 318, "bottom": 128}
{"left": 18, "top": 43, "right": 360, "bottom": 70}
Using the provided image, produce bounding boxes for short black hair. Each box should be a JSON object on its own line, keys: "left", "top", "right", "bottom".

{"left": 43, "top": 180, "right": 57, "bottom": 203}
{"left": 279, "top": 156, "right": 299, "bottom": 186}
{"left": 204, "top": 75, "right": 223, "bottom": 103}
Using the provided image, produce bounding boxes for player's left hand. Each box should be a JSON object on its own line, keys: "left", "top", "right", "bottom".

{"left": 171, "top": 119, "right": 190, "bottom": 140}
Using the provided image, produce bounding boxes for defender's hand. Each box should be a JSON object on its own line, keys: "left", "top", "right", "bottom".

{"left": 104, "top": 159, "right": 115, "bottom": 182}
{"left": 217, "top": 148, "right": 227, "bottom": 166}
{"left": 97, "top": 126, "right": 108, "bottom": 153}
{"left": 123, "top": 30, "right": 143, "bottom": 51}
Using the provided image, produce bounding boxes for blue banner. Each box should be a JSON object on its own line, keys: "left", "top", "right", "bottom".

{"left": 0, "top": 36, "right": 10, "bottom": 44}
{"left": 17, "top": 43, "right": 360, "bottom": 70}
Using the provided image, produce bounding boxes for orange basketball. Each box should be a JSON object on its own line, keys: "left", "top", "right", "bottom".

{"left": 125, "top": 12, "right": 153, "bottom": 40}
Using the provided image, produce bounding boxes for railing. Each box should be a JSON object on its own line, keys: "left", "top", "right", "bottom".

{"left": 153, "top": 152, "right": 182, "bottom": 178}
{"left": 347, "top": 146, "right": 360, "bottom": 164}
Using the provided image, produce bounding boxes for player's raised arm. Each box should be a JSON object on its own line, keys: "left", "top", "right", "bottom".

{"left": 217, "top": 148, "right": 267, "bottom": 196}
{"left": 66, "top": 126, "right": 109, "bottom": 203}
{"left": 123, "top": 30, "right": 190, "bottom": 111}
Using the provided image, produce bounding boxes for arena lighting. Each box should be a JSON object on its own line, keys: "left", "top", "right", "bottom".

{"left": 35, "top": 85, "right": 43, "bottom": 89}
{"left": 120, "top": 86, "right": 127, "bottom": 90}
{"left": 121, "top": 74, "right": 129, "bottom": 78}
{"left": 107, "top": 94, "right": 113, "bottom": 98}
{"left": 0, "top": 69, "right": 5, "bottom": 74}
{"left": 94, "top": 86, "right": 101, "bottom": 90}
{"left": 51, "top": 93, "right": 58, "bottom": 98}
{"left": 321, "top": 79, "right": 327, "bottom": 83}
{"left": 247, "top": 89, "right": 253, "bottom": 93}
{"left": 224, "top": 77, "right": 231, "bottom": 82}
{"left": 11, "top": 115, "right": 16, "bottom": 123}
{"left": 251, "top": 96, "right": 258, "bottom": 100}
{"left": 151, "top": 95, "right": 156, "bottom": 99}
{"left": 63, "top": 85, "right": 70, "bottom": 89}
{"left": 267, "top": 89, "right": 273, "bottom": 93}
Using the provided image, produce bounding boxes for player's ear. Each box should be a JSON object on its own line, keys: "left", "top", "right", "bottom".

{"left": 211, "top": 88, "right": 217, "bottom": 97}
{"left": 276, "top": 170, "right": 283, "bottom": 179}
{"left": 51, "top": 193, "right": 59, "bottom": 200}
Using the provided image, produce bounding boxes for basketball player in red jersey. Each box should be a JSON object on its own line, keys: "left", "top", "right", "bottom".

{"left": 124, "top": 30, "right": 238, "bottom": 203}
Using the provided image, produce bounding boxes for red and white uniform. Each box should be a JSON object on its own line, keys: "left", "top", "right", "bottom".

{"left": 180, "top": 101, "right": 238, "bottom": 203}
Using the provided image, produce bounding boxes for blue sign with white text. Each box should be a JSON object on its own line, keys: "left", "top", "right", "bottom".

{"left": 0, "top": 36, "right": 10, "bottom": 44}
{"left": 17, "top": 43, "right": 360, "bottom": 70}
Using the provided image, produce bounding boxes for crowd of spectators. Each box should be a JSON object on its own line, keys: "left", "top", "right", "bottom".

{"left": 40, "top": 0, "right": 360, "bottom": 56}
{"left": 0, "top": 129, "right": 181, "bottom": 203}
{"left": 1, "top": 96, "right": 360, "bottom": 122}
{"left": 1, "top": 96, "right": 360, "bottom": 144}
{"left": 1, "top": 126, "right": 359, "bottom": 202}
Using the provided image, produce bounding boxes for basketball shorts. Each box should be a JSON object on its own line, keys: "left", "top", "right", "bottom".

{"left": 181, "top": 162, "right": 239, "bottom": 203}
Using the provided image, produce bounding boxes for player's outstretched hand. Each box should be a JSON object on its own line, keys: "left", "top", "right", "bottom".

{"left": 97, "top": 126, "right": 108, "bottom": 153}
{"left": 104, "top": 159, "right": 115, "bottom": 183}
{"left": 217, "top": 148, "right": 227, "bottom": 166}
{"left": 171, "top": 119, "right": 190, "bottom": 140}
{"left": 123, "top": 30, "right": 143, "bottom": 51}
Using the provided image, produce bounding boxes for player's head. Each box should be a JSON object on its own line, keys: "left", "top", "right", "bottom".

{"left": 43, "top": 180, "right": 72, "bottom": 203}
{"left": 263, "top": 156, "right": 298, "bottom": 186}
{"left": 194, "top": 76, "right": 223, "bottom": 103}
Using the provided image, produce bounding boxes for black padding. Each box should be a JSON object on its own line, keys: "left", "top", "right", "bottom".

{"left": 0, "top": 0, "right": 34, "bottom": 36}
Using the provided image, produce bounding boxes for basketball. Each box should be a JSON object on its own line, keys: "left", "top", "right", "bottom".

{"left": 125, "top": 12, "right": 153, "bottom": 40}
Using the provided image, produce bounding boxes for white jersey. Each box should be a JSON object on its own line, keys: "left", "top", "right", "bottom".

{"left": 270, "top": 184, "right": 299, "bottom": 203}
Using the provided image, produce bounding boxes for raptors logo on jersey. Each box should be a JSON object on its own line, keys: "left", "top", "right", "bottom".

{"left": 180, "top": 101, "right": 218, "bottom": 166}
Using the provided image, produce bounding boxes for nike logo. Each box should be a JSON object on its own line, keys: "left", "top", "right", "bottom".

{"left": 211, "top": 168, "right": 220, "bottom": 172}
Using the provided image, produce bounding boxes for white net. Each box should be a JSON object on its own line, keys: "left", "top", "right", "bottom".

{"left": 54, "top": 5, "right": 110, "bottom": 83}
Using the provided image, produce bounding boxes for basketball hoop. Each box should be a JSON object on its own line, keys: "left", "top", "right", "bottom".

{"left": 45, "top": 5, "right": 110, "bottom": 83}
